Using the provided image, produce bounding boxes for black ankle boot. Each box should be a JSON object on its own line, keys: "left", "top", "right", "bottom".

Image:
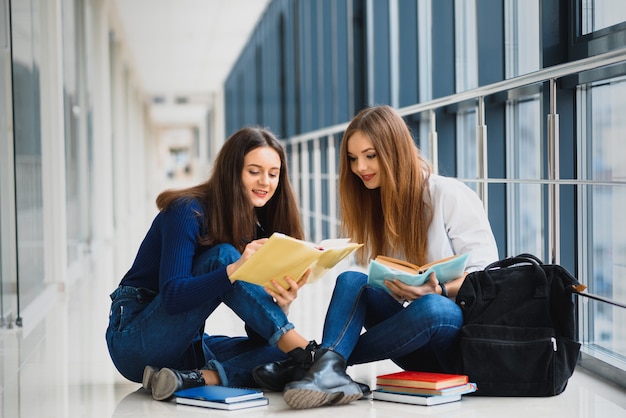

{"left": 282, "top": 350, "right": 365, "bottom": 409}
{"left": 147, "top": 366, "right": 206, "bottom": 401}
{"left": 252, "top": 340, "right": 324, "bottom": 392}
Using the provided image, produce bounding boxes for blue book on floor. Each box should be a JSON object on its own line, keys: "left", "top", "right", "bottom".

{"left": 175, "top": 396, "right": 269, "bottom": 411}
{"left": 174, "top": 385, "right": 264, "bottom": 404}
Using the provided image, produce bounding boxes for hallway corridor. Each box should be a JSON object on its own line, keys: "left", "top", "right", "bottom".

{"left": 2, "top": 238, "right": 626, "bottom": 417}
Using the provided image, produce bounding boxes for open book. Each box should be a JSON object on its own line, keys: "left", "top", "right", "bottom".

{"left": 367, "top": 252, "right": 469, "bottom": 292}
{"left": 230, "top": 232, "right": 363, "bottom": 290}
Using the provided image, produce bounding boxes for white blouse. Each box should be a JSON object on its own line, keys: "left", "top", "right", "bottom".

{"left": 425, "top": 174, "right": 499, "bottom": 272}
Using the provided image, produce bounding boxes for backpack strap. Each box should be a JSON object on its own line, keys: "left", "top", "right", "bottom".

{"left": 482, "top": 254, "right": 548, "bottom": 299}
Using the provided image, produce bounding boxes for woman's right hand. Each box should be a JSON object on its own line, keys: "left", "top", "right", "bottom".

{"left": 226, "top": 238, "right": 268, "bottom": 279}
{"left": 265, "top": 269, "right": 310, "bottom": 314}
{"left": 385, "top": 272, "right": 439, "bottom": 302}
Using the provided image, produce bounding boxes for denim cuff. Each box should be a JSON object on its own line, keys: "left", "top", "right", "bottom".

{"left": 267, "top": 322, "right": 295, "bottom": 346}
{"left": 204, "top": 359, "right": 229, "bottom": 387}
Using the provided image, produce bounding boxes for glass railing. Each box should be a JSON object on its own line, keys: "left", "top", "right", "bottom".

{"left": 284, "top": 46, "right": 626, "bottom": 387}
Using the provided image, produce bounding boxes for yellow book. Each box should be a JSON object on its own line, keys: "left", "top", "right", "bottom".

{"left": 230, "top": 232, "right": 363, "bottom": 290}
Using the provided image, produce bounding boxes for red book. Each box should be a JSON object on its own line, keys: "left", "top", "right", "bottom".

{"left": 376, "top": 371, "right": 469, "bottom": 390}
{"left": 377, "top": 382, "right": 477, "bottom": 396}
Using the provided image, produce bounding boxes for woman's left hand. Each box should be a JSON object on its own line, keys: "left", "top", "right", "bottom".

{"left": 385, "top": 272, "right": 439, "bottom": 302}
{"left": 385, "top": 271, "right": 468, "bottom": 301}
{"left": 264, "top": 269, "right": 310, "bottom": 314}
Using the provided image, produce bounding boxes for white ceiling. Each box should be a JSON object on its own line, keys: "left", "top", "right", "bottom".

{"left": 113, "top": 0, "right": 270, "bottom": 126}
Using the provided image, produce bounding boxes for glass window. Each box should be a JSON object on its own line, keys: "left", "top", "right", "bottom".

{"left": 456, "top": 109, "right": 477, "bottom": 191}
{"left": 579, "top": 77, "right": 626, "bottom": 366}
{"left": 417, "top": 0, "right": 432, "bottom": 103}
{"left": 416, "top": 1, "right": 434, "bottom": 167}
{"left": 11, "top": 0, "right": 45, "bottom": 308}
{"left": 0, "top": 0, "right": 15, "bottom": 324}
{"left": 453, "top": 1, "right": 478, "bottom": 186}
{"left": 505, "top": 0, "right": 540, "bottom": 78}
{"left": 454, "top": 0, "right": 477, "bottom": 92}
{"left": 504, "top": 0, "right": 543, "bottom": 257}
{"left": 506, "top": 96, "right": 544, "bottom": 257}
{"left": 62, "top": 0, "right": 85, "bottom": 267}
{"left": 581, "top": 0, "right": 626, "bottom": 34}
{"left": 416, "top": 113, "right": 433, "bottom": 167}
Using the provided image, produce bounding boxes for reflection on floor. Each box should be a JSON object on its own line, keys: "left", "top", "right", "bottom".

{"left": 1, "top": 237, "right": 626, "bottom": 418}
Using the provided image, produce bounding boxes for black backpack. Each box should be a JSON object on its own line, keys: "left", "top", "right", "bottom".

{"left": 455, "top": 254, "right": 583, "bottom": 396}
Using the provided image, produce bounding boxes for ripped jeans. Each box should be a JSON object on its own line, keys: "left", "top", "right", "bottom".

{"left": 106, "top": 244, "right": 292, "bottom": 387}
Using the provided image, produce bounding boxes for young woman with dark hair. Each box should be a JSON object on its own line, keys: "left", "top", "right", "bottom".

{"left": 106, "top": 127, "right": 320, "bottom": 401}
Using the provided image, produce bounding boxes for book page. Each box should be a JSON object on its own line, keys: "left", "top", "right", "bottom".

{"left": 374, "top": 256, "right": 420, "bottom": 274}
{"left": 308, "top": 245, "right": 363, "bottom": 282}
{"left": 318, "top": 238, "right": 351, "bottom": 248}
{"left": 230, "top": 233, "right": 361, "bottom": 290}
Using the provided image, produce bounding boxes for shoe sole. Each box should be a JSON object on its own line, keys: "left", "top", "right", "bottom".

{"left": 283, "top": 387, "right": 363, "bottom": 409}
{"left": 142, "top": 365, "right": 158, "bottom": 391}
{"left": 150, "top": 368, "right": 178, "bottom": 401}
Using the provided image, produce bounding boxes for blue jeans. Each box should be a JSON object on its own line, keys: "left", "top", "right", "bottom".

{"left": 321, "top": 271, "right": 463, "bottom": 373}
{"left": 106, "top": 244, "right": 292, "bottom": 387}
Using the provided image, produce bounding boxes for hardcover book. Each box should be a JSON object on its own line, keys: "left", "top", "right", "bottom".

{"left": 372, "top": 390, "right": 462, "bottom": 406}
{"left": 376, "top": 382, "right": 477, "bottom": 396}
{"left": 175, "top": 397, "right": 269, "bottom": 411}
{"left": 367, "top": 253, "right": 469, "bottom": 291}
{"left": 230, "top": 232, "right": 362, "bottom": 290}
{"left": 174, "top": 385, "right": 263, "bottom": 403}
{"left": 376, "top": 371, "right": 469, "bottom": 390}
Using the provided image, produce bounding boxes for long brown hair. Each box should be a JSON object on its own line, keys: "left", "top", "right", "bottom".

{"left": 339, "top": 105, "right": 433, "bottom": 265}
{"left": 156, "top": 127, "right": 304, "bottom": 252}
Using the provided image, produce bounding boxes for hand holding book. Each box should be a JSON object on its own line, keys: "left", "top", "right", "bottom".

{"left": 264, "top": 269, "right": 310, "bottom": 314}
{"left": 367, "top": 253, "right": 469, "bottom": 295}
{"left": 230, "top": 233, "right": 363, "bottom": 291}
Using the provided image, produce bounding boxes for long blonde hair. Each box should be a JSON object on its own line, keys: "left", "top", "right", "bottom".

{"left": 339, "top": 105, "right": 433, "bottom": 265}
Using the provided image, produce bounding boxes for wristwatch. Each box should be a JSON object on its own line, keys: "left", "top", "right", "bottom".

{"left": 439, "top": 281, "right": 448, "bottom": 297}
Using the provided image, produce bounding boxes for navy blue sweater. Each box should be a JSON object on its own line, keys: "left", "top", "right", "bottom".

{"left": 119, "top": 199, "right": 233, "bottom": 315}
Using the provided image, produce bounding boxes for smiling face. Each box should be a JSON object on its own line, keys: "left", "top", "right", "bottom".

{"left": 241, "top": 146, "right": 281, "bottom": 207}
{"left": 346, "top": 130, "right": 381, "bottom": 189}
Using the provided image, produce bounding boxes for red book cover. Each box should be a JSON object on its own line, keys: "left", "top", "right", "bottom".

{"left": 376, "top": 371, "right": 469, "bottom": 390}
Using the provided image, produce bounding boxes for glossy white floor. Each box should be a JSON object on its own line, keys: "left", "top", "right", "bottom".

{"left": 2, "top": 230, "right": 626, "bottom": 418}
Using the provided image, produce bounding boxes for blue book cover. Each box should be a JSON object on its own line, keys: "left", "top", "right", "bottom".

{"left": 176, "top": 397, "right": 269, "bottom": 411}
{"left": 368, "top": 253, "right": 469, "bottom": 293}
{"left": 174, "top": 385, "right": 264, "bottom": 404}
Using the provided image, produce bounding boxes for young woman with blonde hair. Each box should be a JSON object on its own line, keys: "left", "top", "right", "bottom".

{"left": 256, "top": 105, "right": 499, "bottom": 409}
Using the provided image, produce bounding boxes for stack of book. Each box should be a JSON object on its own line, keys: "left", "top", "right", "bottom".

{"left": 174, "top": 385, "right": 269, "bottom": 410}
{"left": 373, "top": 371, "right": 477, "bottom": 406}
